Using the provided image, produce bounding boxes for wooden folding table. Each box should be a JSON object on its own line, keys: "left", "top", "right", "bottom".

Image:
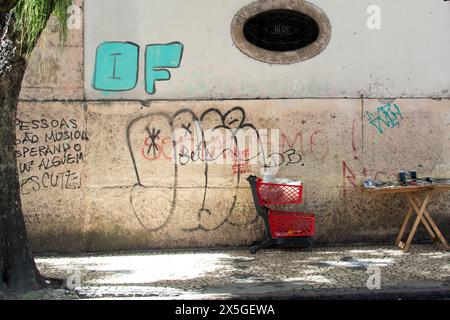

{"left": 365, "top": 184, "right": 450, "bottom": 253}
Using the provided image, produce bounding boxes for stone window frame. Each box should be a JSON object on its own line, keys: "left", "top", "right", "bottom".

{"left": 231, "top": 0, "right": 332, "bottom": 64}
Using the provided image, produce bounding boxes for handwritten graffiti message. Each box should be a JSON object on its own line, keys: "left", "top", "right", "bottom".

{"left": 366, "top": 103, "right": 403, "bottom": 134}
{"left": 15, "top": 118, "right": 87, "bottom": 194}
{"left": 93, "top": 41, "right": 183, "bottom": 94}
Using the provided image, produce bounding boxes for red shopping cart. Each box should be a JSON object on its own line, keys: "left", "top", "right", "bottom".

{"left": 248, "top": 176, "right": 315, "bottom": 254}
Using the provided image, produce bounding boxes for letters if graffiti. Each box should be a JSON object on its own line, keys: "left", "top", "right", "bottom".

{"left": 92, "top": 41, "right": 183, "bottom": 95}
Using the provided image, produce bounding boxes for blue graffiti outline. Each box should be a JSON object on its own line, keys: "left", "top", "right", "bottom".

{"left": 144, "top": 42, "right": 184, "bottom": 95}
{"left": 92, "top": 41, "right": 140, "bottom": 92}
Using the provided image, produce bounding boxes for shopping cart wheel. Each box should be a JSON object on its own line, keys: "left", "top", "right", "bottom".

{"left": 250, "top": 246, "right": 258, "bottom": 254}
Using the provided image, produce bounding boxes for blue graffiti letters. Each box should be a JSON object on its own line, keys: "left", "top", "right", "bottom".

{"left": 93, "top": 42, "right": 139, "bottom": 91}
{"left": 92, "top": 41, "right": 183, "bottom": 95}
{"left": 145, "top": 42, "right": 183, "bottom": 94}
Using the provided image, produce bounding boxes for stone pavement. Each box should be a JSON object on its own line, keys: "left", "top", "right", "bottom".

{"left": 35, "top": 244, "right": 450, "bottom": 299}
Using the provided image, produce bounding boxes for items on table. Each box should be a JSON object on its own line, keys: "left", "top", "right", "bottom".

{"left": 363, "top": 169, "right": 450, "bottom": 189}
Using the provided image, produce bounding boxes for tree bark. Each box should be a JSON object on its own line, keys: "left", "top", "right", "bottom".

{"left": 0, "top": 10, "right": 45, "bottom": 293}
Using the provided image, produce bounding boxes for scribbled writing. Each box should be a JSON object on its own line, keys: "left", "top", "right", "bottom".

{"left": 16, "top": 118, "right": 87, "bottom": 194}
{"left": 366, "top": 103, "right": 403, "bottom": 134}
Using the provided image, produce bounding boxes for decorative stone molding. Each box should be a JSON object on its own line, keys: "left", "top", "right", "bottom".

{"left": 231, "top": 0, "right": 331, "bottom": 64}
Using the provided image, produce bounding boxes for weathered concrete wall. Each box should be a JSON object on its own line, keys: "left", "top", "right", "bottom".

{"left": 17, "top": 0, "right": 450, "bottom": 252}
{"left": 16, "top": 99, "right": 450, "bottom": 252}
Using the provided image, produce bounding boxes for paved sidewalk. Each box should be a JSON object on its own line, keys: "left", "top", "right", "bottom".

{"left": 35, "top": 244, "right": 450, "bottom": 299}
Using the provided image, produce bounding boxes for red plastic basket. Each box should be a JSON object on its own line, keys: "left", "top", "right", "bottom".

{"left": 269, "top": 210, "right": 315, "bottom": 238}
{"left": 256, "top": 178, "right": 303, "bottom": 205}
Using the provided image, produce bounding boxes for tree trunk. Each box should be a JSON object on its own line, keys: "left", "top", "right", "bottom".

{"left": 0, "top": 15, "right": 45, "bottom": 293}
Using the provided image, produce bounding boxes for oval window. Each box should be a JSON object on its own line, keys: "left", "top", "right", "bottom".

{"left": 243, "top": 9, "right": 320, "bottom": 52}
{"left": 231, "top": 0, "right": 331, "bottom": 64}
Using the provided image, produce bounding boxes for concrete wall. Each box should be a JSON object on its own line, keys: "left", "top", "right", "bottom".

{"left": 17, "top": 0, "right": 450, "bottom": 252}
{"left": 84, "top": 0, "right": 450, "bottom": 99}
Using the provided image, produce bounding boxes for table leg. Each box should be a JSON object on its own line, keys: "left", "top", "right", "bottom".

{"left": 408, "top": 193, "right": 449, "bottom": 250}
{"left": 422, "top": 210, "right": 450, "bottom": 250}
{"left": 410, "top": 195, "right": 437, "bottom": 242}
{"left": 396, "top": 205, "right": 413, "bottom": 246}
{"left": 403, "top": 192, "right": 431, "bottom": 252}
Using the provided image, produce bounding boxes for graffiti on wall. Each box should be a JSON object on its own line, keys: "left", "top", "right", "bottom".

{"left": 126, "top": 106, "right": 308, "bottom": 233}
{"left": 280, "top": 130, "right": 329, "bottom": 161}
{"left": 366, "top": 103, "right": 403, "bottom": 134}
{"left": 128, "top": 107, "right": 259, "bottom": 233}
{"left": 133, "top": 107, "right": 306, "bottom": 171}
{"left": 16, "top": 118, "right": 87, "bottom": 194}
{"left": 341, "top": 160, "right": 401, "bottom": 197}
{"left": 136, "top": 127, "right": 325, "bottom": 170}
{"left": 92, "top": 41, "right": 183, "bottom": 94}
